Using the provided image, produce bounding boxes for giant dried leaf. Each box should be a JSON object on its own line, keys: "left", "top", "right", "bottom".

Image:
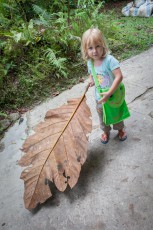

{"left": 19, "top": 87, "right": 92, "bottom": 210}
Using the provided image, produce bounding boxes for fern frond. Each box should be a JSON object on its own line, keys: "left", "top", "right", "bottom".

{"left": 0, "top": 13, "right": 11, "bottom": 26}
{"left": 2, "top": 3, "right": 17, "bottom": 11}
{"left": 44, "top": 48, "right": 67, "bottom": 78}
{"left": 32, "top": 4, "right": 51, "bottom": 21}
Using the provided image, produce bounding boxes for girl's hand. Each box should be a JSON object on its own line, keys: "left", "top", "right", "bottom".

{"left": 88, "top": 74, "right": 95, "bottom": 87}
{"left": 98, "top": 91, "right": 111, "bottom": 104}
{"left": 89, "top": 81, "right": 95, "bottom": 87}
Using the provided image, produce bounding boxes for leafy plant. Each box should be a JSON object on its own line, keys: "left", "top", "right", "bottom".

{"left": 0, "top": 111, "right": 8, "bottom": 118}
{"left": 44, "top": 48, "right": 67, "bottom": 78}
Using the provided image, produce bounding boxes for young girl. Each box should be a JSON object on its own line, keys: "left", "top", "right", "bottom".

{"left": 81, "top": 28, "right": 128, "bottom": 144}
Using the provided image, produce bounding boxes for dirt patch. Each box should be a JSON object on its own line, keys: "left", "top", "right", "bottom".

{"left": 103, "top": 0, "right": 129, "bottom": 13}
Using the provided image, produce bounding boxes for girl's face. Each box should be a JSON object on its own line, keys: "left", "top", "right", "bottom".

{"left": 87, "top": 43, "right": 103, "bottom": 61}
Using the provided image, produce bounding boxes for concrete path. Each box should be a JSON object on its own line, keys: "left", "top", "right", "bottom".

{"left": 0, "top": 48, "right": 153, "bottom": 230}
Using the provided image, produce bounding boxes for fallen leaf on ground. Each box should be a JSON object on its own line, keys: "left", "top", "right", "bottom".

{"left": 19, "top": 85, "right": 92, "bottom": 210}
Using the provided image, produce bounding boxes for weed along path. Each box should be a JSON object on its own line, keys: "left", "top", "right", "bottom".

{"left": 0, "top": 48, "right": 153, "bottom": 230}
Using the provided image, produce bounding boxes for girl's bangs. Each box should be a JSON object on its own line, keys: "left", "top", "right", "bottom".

{"left": 87, "top": 34, "right": 102, "bottom": 47}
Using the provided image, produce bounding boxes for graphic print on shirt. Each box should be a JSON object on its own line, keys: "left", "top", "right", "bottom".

{"left": 97, "top": 75, "right": 110, "bottom": 88}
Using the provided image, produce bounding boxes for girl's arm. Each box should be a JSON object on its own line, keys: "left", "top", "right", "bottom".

{"left": 98, "top": 67, "right": 123, "bottom": 103}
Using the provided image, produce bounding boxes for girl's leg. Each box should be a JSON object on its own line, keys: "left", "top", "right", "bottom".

{"left": 113, "top": 121, "right": 124, "bottom": 131}
{"left": 113, "top": 121, "right": 127, "bottom": 141}
{"left": 96, "top": 103, "right": 111, "bottom": 143}
{"left": 96, "top": 103, "right": 111, "bottom": 133}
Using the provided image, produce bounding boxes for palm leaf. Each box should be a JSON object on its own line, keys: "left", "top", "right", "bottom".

{"left": 19, "top": 85, "right": 92, "bottom": 210}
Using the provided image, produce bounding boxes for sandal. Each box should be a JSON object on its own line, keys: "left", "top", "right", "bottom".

{"left": 101, "top": 132, "right": 109, "bottom": 144}
{"left": 118, "top": 130, "right": 127, "bottom": 141}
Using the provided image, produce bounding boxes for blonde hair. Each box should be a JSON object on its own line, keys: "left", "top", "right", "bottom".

{"left": 81, "top": 28, "right": 109, "bottom": 60}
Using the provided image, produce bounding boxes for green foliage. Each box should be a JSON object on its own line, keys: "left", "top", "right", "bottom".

{"left": 0, "top": 111, "right": 8, "bottom": 118}
{"left": 44, "top": 48, "right": 67, "bottom": 78}
{"left": 104, "top": 0, "right": 125, "bottom": 2}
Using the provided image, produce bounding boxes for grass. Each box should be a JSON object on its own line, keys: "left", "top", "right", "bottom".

{"left": 101, "top": 1, "right": 153, "bottom": 60}
{"left": 112, "top": 16, "right": 153, "bottom": 60}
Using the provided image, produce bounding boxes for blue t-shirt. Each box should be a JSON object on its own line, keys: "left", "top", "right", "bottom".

{"left": 87, "top": 54, "right": 120, "bottom": 101}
